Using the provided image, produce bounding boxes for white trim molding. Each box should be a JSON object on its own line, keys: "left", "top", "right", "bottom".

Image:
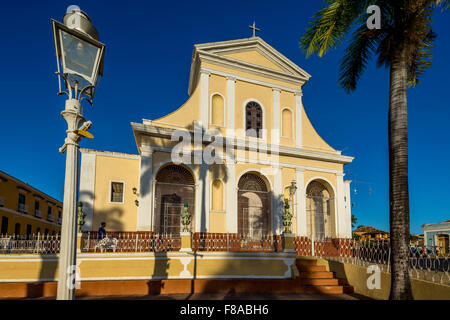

{"left": 296, "top": 168, "right": 307, "bottom": 236}
{"left": 226, "top": 76, "right": 236, "bottom": 131}
{"left": 272, "top": 88, "right": 281, "bottom": 145}
{"left": 108, "top": 180, "right": 125, "bottom": 204}
{"left": 295, "top": 92, "right": 303, "bottom": 148}
{"left": 137, "top": 145, "right": 153, "bottom": 231}
{"left": 79, "top": 152, "right": 96, "bottom": 231}
{"left": 200, "top": 70, "right": 210, "bottom": 131}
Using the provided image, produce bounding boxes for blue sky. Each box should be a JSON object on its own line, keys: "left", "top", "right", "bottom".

{"left": 0, "top": 1, "right": 449, "bottom": 234}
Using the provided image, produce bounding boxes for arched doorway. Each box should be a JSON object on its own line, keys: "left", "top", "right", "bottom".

{"left": 306, "top": 180, "right": 335, "bottom": 241}
{"left": 237, "top": 172, "right": 270, "bottom": 238}
{"left": 154, "top": 164, "right": 195, "bottom": 235}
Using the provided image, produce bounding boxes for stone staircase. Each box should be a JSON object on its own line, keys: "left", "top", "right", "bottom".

{"left": 296, "top": 258, "right": 354, "bottom": 294}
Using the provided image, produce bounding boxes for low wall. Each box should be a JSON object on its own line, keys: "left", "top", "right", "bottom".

{"left": 0, "top": 251, "right": 296, "bottom": 297}
{"left": 301, "top": 257, "right": 450, "bottom": 300}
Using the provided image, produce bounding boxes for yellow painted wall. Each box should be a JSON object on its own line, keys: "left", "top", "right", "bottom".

{"left": 0, "top": 252, "right": 295, "bottom": 282}
{"left": 223, "top": 51, "right": 286, "bottom": 72}
{"left": 0, "top": 173, "right": 62, "bottom": 235}
{"left": 93, "top": 156, "right": 140, "bottom": 231}
{"left": 310, "top": 258, "right": 450, "bottom": 300}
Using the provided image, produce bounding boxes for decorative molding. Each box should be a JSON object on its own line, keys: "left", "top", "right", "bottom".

{"left": 200, "top": 66, "right": 302, "bottom": 94}
{"left": 80, "top": 148, "right": 140, "bottom": 160}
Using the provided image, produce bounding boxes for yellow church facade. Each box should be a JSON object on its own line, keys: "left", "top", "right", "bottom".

{"left": 79, "top": 37, "right": 354, "bottom": 241}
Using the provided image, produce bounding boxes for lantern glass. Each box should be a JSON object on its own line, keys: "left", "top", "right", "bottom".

{"left": 60, "top": 29, "right": 101, "bottom": 87}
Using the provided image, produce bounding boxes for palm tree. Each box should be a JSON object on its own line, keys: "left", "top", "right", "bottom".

{"left": 300, "top": 0, "right": 448, "bottom": 300}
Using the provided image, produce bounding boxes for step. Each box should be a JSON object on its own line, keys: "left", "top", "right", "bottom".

{"left": 300, "top": 278, "right": 339, "bottom": 286}
{"left": 299, "top": 271, "right": 334, "bottom": 279}
{"left": 302, "top": 285, "right": 344, "bottom": 294}
{"left": 295, "top": 259, "right": 317, "bottom": 266}
{"left": 297, "top": 265, "right": 326, "bottom": 272}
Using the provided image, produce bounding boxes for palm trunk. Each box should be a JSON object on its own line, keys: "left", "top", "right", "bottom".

{"left": 388, "top": 49, "right": 413, "bottom": 300}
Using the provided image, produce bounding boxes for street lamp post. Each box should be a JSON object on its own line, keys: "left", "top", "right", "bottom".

{"left": 52, "top": 8, "right": 105, "bottom": 300}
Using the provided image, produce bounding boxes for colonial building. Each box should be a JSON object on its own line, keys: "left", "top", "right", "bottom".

{"left": 422, "top": 220, "right": 450, "bottom": 251}
{"left": 79, "top": 36, "right": 354, "bottom": 240}
{"left": 0, "top": 170, "right": 63, "bottom": 236}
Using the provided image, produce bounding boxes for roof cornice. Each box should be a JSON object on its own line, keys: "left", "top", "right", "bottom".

{"left": 131, "top": 122, "right": 354, "bottom": 165}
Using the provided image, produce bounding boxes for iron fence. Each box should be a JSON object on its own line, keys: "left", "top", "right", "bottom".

{"left": 0, "top": 234, "right": 60, "bottom": 254}
{"left": 80, "top": 232, "right": 181, "bottom": 253}
{"left": 192, "top": 233, "right": 282, "bottom": 252}
{"left": 293, "top": 237, "right": 450, "bottom": 285}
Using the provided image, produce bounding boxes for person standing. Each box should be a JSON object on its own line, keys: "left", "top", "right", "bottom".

{"left": 98, "top": 222, "right": 106, "bottom": 240}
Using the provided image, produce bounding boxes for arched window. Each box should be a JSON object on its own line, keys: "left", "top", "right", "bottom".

{"left": 211, "top": 179, "right": 224, "bottom": 211}
{"left": 237, "top": 173, "right": 270, "bottom": 237}
{"left": 211, "top": 94, "right": 224, "bottom": 126}
{"left": 245, "top": 101, "right": 263, "bottom": 138}
{"left": 154, "top": 164, "right": 195, "bottom": 235}
{"left": 306, "top": 181, "right": 335, "bottom": 241}
{"left": 282, "top": 108, "right": 293, "bottom": 137}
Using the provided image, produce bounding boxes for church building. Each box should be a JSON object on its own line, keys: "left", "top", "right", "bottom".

{"left": 79, "top": 36, "right": 354, "bottom": 241}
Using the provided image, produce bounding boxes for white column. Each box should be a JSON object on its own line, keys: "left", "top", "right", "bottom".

{"left": 271, "top": 165, "right": 283, "bottom": 234}
{"left": 226, "top": 76, "right": 236, "bottom": 130}
{"left": 272, "top": 88, "right": 281, "bottom": 145}
{"left": 296, "top": 168, "right": 307, "bottom": 236}
{"left": 226, "top": 161, "right": 237, "bottom": 233}
{"left": 344, "top": 180, "right": 352, "bottom": 238}
{"left": 335, "top": 172, "right": 347, "bottom": 238}
{"left": 137, "top": 145, "right": 153, "bottom": 231}
{"left": 200, "top": 70, "right": 210, "bottom": 131}
{"left": 295, "top": 91, "right": 303, "bottom": 148}
{"left": 79, "top": 151, "right": 96, "bottom": 231}
{"left": 196, "top": 164, "right": 210, "bottom": 232}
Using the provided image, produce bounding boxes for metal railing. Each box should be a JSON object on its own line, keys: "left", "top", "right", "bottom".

{"left": 34, "top": 209, "right": 42, "bottom": 218}
{"left": 80, "top": 232, "right": 181, "bottom": 253}
{"left": 294, "top": 237, "right": 450, "bottom": 285}
{"left": 0, "top": 234, "right": 60, "bottom": 254}
{"left": 18, "top": 203, "right": 28, "bottom": 214}
{"left": 192, "top": 233, "right": 282, "bottom": 252}
{"left": 0, "top": 196, "right": 4, "bottom": 207}
{"left": 47, "top": 214, "right": 54, "bottom": 222}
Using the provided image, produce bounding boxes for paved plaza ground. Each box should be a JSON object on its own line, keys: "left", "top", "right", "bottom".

{"left": 8, "top": 292, "right": 366, "bottom": 300}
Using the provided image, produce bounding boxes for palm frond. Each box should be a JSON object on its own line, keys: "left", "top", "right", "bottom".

{"left": 338, "top": 24, "right": 384, "bottom": 92}
{"left": 300, "top": 0, "right": 371, "bottom": 57}
{"left": 434, "top": 0, "right": 450, "bottom": 10}
{"left": 406, "top": 7, "right": 436, "bottom": 86}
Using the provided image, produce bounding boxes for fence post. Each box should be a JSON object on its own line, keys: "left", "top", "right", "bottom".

{"left": 76, "top": 232, "right": 83, "bottom": 253}
{"left": 180, "top": 232, "right": 192, "bottom": 252}
{"left": 135, "top": 233, "right": 139, "bottom": 252}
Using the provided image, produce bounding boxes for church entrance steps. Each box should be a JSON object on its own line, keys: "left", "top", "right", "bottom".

{"left": 294, "top": 257, "right": 353, "bottom": 295}
{"left": 298, "top": 271, "right": 334, "bottom": 279}
{"left": 297, "top": 265, "right": 327, "bottom": 272}
{"left": 300, "top": 278, "right": 339, "bottom": 286}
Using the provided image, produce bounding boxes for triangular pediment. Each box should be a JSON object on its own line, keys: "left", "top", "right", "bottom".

{"left": 221, "top": 49, "right": 289, "bottom": 73}
{"left": 188, "top": 37, "right": 311, "bottom": 95}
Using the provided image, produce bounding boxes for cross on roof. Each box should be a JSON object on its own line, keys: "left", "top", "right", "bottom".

{"left": 249, "top": 21, "right": 260, "bottom": 37}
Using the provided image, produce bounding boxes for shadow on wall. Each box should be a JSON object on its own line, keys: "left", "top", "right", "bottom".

{"left": 28, "top": 190, "right": 126, "bottom": 298}
{"left": 192, "top": 192, "right": 286, "bottom": 295}
{"left": 79, "top": 190, "right": 125, "bottom": 231}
